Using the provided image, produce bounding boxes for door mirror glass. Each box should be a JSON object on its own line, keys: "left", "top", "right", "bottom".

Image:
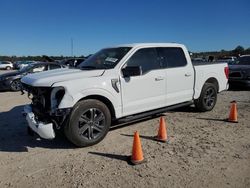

{"left": 122, "top": 66, "right": 142, "bottom": 77}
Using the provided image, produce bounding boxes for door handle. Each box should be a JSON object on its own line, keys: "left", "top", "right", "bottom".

{"left": 155, "top": 77, "right": 164, "bottom": 81}
{"left": 185, "top": 73, "right": 192, "bottom": 77}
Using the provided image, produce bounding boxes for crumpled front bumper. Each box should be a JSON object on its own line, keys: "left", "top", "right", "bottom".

{"left": 23, "top": 105, "right": 55, "bottom": 139}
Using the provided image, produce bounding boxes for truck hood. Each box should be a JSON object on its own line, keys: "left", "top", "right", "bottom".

{"left": 21, "top": 68, "right": 105, "bottom": 87}
{"left": 0, "top": 71, "right": 21, "bottom": 78}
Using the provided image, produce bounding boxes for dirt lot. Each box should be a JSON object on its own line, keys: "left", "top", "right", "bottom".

{"left": 0, "top": 70, "right": 250, "bottom": 188}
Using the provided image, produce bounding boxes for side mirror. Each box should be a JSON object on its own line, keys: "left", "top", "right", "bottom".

{"left": 122, "top": 66, "right": 142, "bottom": 77}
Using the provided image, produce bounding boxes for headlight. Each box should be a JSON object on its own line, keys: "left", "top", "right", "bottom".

{"left": 50, "top": 87, "right": 65, "bottom": 111}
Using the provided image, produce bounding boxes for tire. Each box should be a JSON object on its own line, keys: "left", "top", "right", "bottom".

{"left": 194, "top": 83, "right": 217, "bottom": 112}
{"left": 6, "top": 66, "right": 11, "bottom": 70}
{"left": 10, "top": 79, "right": 22, "bottom": 91}
{"left": 64, "top": 99, "right": 111, "bottom": 147}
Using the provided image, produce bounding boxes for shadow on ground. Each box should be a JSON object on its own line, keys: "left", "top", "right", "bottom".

{"left": 0, "top": 105, "right": 75, "bottom": 152}
{"left": 88, "top": 152, "right": 130, "bottom": 162}
{"left": 121, "top": 133, "right": 157, "bottom": 141}
{"left": 3, "top": 96, "right": 237, "bottom": 153}
{"left": 169, "top": 105, "right": 198, "bottom": 113}
{"left": 197, "top": 117, "right": 227, "bottom": 122}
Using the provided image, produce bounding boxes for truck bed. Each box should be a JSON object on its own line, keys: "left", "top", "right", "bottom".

{"left": 192, "top": 61, "right": 227, "bottom": 66}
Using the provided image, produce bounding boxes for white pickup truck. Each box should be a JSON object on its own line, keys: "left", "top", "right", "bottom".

{"left": 21, "top": 43, "right": 229, "bottom": 147}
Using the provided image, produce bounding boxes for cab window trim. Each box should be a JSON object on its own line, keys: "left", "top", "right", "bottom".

{"left": 156, "top": 47, "right": 188, "bottom": 69}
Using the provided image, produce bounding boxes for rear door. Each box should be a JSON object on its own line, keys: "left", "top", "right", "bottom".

{"left": 157, "top": 47, "right": 194, "bottom": 106}
{"left": 120, "top": 48, "right": 166, "bottom": 116}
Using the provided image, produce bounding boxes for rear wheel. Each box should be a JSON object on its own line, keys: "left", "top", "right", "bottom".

{"left": 194, "top": 83, "right": 217, "bottom": 112}
{"left": 64, "top": 99, "right": 111, "bottom": 147}
{"left": 10, "top": 79, "right": 21, "bottom": 91}
{"left": 6, "top": 66, "right": 11, "bottom": 70}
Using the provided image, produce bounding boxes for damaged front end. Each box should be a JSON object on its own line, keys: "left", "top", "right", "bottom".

{"left": 22, "top": 83, "right": 71, "bottom": 139}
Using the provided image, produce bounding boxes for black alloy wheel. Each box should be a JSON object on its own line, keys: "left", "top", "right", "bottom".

{"left": 195, "top": 83, "right": 217, "bottom": 112}
{"left": 10, "top": 79, "right": 21, "bottom": 91}
{"left": 65, "top": 99, "right": 111, "bottom": 147}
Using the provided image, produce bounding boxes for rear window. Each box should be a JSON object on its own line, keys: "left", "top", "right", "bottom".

{"left": 157, "top": 47, "right": 187, "bottom": 68}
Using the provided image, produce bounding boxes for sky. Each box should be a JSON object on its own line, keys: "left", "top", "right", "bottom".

{"left": 0, "top": 0, "right": 250, "bottom": 56}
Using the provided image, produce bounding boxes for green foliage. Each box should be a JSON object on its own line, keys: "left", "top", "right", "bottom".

{"left": 232, "top": 45, "right": 245, "bottom": 56}
{"left": 192, "top": 45, "right": 250, "bottom": 59}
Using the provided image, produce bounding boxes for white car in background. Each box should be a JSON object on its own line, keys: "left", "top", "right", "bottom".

{"left": 18, "top": 61, "right": 36, "bottom": 70}
{"left": 0, "top": 61, "right": 13, "bottom": 70}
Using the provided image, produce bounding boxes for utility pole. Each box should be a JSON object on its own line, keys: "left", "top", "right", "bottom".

{"left": 71, "top": 38, "right": 74, "bottom": 57}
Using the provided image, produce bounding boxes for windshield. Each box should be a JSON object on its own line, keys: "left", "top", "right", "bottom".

{"left": 236, "top": 56, "right": 250, "bottom": 65}
{"left": 78, "top": 47, "right": 132, "bottom": 70}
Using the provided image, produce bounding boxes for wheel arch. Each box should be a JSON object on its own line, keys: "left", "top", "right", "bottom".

{"left": 194, "top": 76, "right": 219, "bottom": 100}
{"left": 204, "top": 77, "right": 219, "bottom": 92}
{"left": 78, "top": 95, "right": 116, "bottom": 120}
{"left": 194, "top": 80, "right": 218, "bottom": 112}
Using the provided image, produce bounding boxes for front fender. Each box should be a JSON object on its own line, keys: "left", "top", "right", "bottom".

{"left": 58, "top": 88, "right": 122, "bottom": 118}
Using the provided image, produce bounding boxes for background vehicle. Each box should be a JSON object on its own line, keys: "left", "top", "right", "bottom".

{"left": 0, "top": 61, "right": 13, "bottom": 70}
{"left": 21, "top": 43, "right": 228, "bottom": 147}
{"left": 192, "top": 57, "right": 207, "bottom": 63}
{"left": 228, "top": 55, "right": 250, "bottom": 87}
{"left": 217, "top": 56, "right": 237, "bottom": 65}
{"left": 0, "top": 62, "right": 66, "bottom": 91}
{"left": 16, "top": 61, "right": 35, "bottom": 70}
{"left": 59, "top": 58, "right": 86, "bottom": 67}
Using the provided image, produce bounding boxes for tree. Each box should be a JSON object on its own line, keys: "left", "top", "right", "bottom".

{"left": 245, "top": 48, "right": 250, "bottom": 54}
{"left": 233, "top": 45, "right": 244, "bottom": 56}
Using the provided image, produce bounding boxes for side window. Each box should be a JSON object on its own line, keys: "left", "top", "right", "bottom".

{"left": 158, "top": 47, "right": 187, "bottom": 68}
{"left": 125, "top": 48, "right": 160, "bottom": 74}
{"left": 49, "top": 64, "right": 61, "bottom": 70}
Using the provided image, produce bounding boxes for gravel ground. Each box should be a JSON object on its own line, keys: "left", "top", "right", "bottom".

{"left": 0, "top": 70, "right": 250, "bottom": 188}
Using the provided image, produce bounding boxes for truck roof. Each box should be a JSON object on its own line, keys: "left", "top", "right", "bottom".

{"left": 114, "top": 43, "right": 185, "bottom": 48}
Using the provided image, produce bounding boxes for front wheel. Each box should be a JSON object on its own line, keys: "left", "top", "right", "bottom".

{"left": 10, "top": 79, "right": 22, "bottom": 91}
{"left": 64, "top": 99, "right": 111, "bottom": 147}
{"left": 194, "top": 83, "right": 217, "bottom": 112}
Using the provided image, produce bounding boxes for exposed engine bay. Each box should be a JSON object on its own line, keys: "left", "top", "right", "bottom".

{"left": 22, "top": 83, "right": 71, "bottom": 129}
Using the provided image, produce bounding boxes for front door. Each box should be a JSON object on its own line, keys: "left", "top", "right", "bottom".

{"left": 120, "top": 48, "right": 166, "bottom": 116}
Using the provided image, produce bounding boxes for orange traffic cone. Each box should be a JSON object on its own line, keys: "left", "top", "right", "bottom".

{"left": 131, "top": 131, "right": 145, "bottom": 165}
{"left": 228, "top": 101, "right": 238, "bottom": 123}
{"left": 155, "top": 117, "right": 168, "bottom": 142}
